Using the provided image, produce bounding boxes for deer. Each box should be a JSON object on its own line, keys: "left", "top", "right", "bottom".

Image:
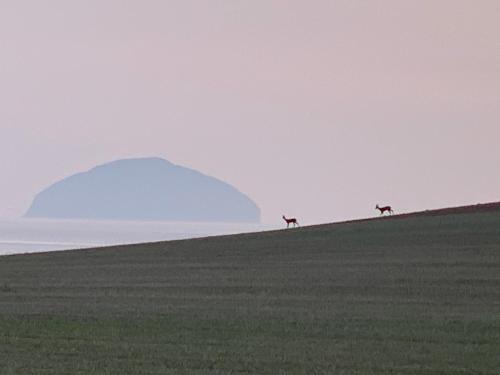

{"left": 282, "top": 215, "right": 299, "bottom": 228}
{"left": 376, "top": 204, "right": 394, "bottom": 216}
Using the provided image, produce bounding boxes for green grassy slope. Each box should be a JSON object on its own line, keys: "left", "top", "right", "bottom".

{"left": 0, "top": 210, "right": 499, "bottom": 374}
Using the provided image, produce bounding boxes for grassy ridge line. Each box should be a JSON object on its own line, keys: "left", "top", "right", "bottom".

{"left": 0, "top": 208, "right": 499, "bottom": 374}
{"left": 335, "top": 201, "right": 500, "bottom": 224}
{"left": 6, "top": 200, "right": 500, "bottom": 259}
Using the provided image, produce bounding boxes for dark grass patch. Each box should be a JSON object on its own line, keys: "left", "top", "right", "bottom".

{"left": 0, "top": 211, "right": 499, "bottom": 374}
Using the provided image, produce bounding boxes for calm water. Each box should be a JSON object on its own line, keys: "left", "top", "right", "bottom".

{"left": 0, "top": 219, "right": 276, "bottom": 256}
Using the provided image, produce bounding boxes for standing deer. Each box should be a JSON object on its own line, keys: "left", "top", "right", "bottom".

{"left": 282, "top": 215, "right": 299, "bottom": 228}
{"left": 376, "top": 204, "right": 394, "bottom": 216}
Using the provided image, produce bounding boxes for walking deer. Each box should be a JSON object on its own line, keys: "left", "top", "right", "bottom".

{"left": 282, "top": 215, "right": 299, "bottom": 228}
{"left": 376, "top": 204, "right": 394, "bottom": 216}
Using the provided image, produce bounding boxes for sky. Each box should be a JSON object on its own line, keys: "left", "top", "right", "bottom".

{"left": 1, "top": 0, "right": 499, "bottom": 224}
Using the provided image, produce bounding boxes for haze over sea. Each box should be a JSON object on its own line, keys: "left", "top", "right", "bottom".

{"left": 0, "top": 219, "right": 275, "bottom": 256}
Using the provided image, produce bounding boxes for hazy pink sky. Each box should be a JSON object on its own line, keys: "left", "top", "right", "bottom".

{"left": 1, "top": 1, "right": 499, "bottom": 224}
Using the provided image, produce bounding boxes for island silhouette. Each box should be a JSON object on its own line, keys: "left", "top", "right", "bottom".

{"left": 25, "top": 157, "right": 261, "bottom": 223}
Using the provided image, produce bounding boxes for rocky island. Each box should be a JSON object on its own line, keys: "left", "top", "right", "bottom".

{"left": 25, "top": 157, "right": 260, "bottom": 222}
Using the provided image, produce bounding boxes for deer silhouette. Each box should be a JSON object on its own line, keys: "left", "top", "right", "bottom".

{"left": 282, "top": 215, "right": 299, "bottom": 228}
{"left": 376, "top": 204, "right": 394, "bottom": 216}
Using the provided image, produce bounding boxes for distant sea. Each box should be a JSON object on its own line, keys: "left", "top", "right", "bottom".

{"left": 0, "top": 218, "right": 277, "bottom": 256}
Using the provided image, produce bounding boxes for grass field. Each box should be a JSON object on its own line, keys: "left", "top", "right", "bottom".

{"left": 0, "top": 209, "right": 499, "bottom": 374}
